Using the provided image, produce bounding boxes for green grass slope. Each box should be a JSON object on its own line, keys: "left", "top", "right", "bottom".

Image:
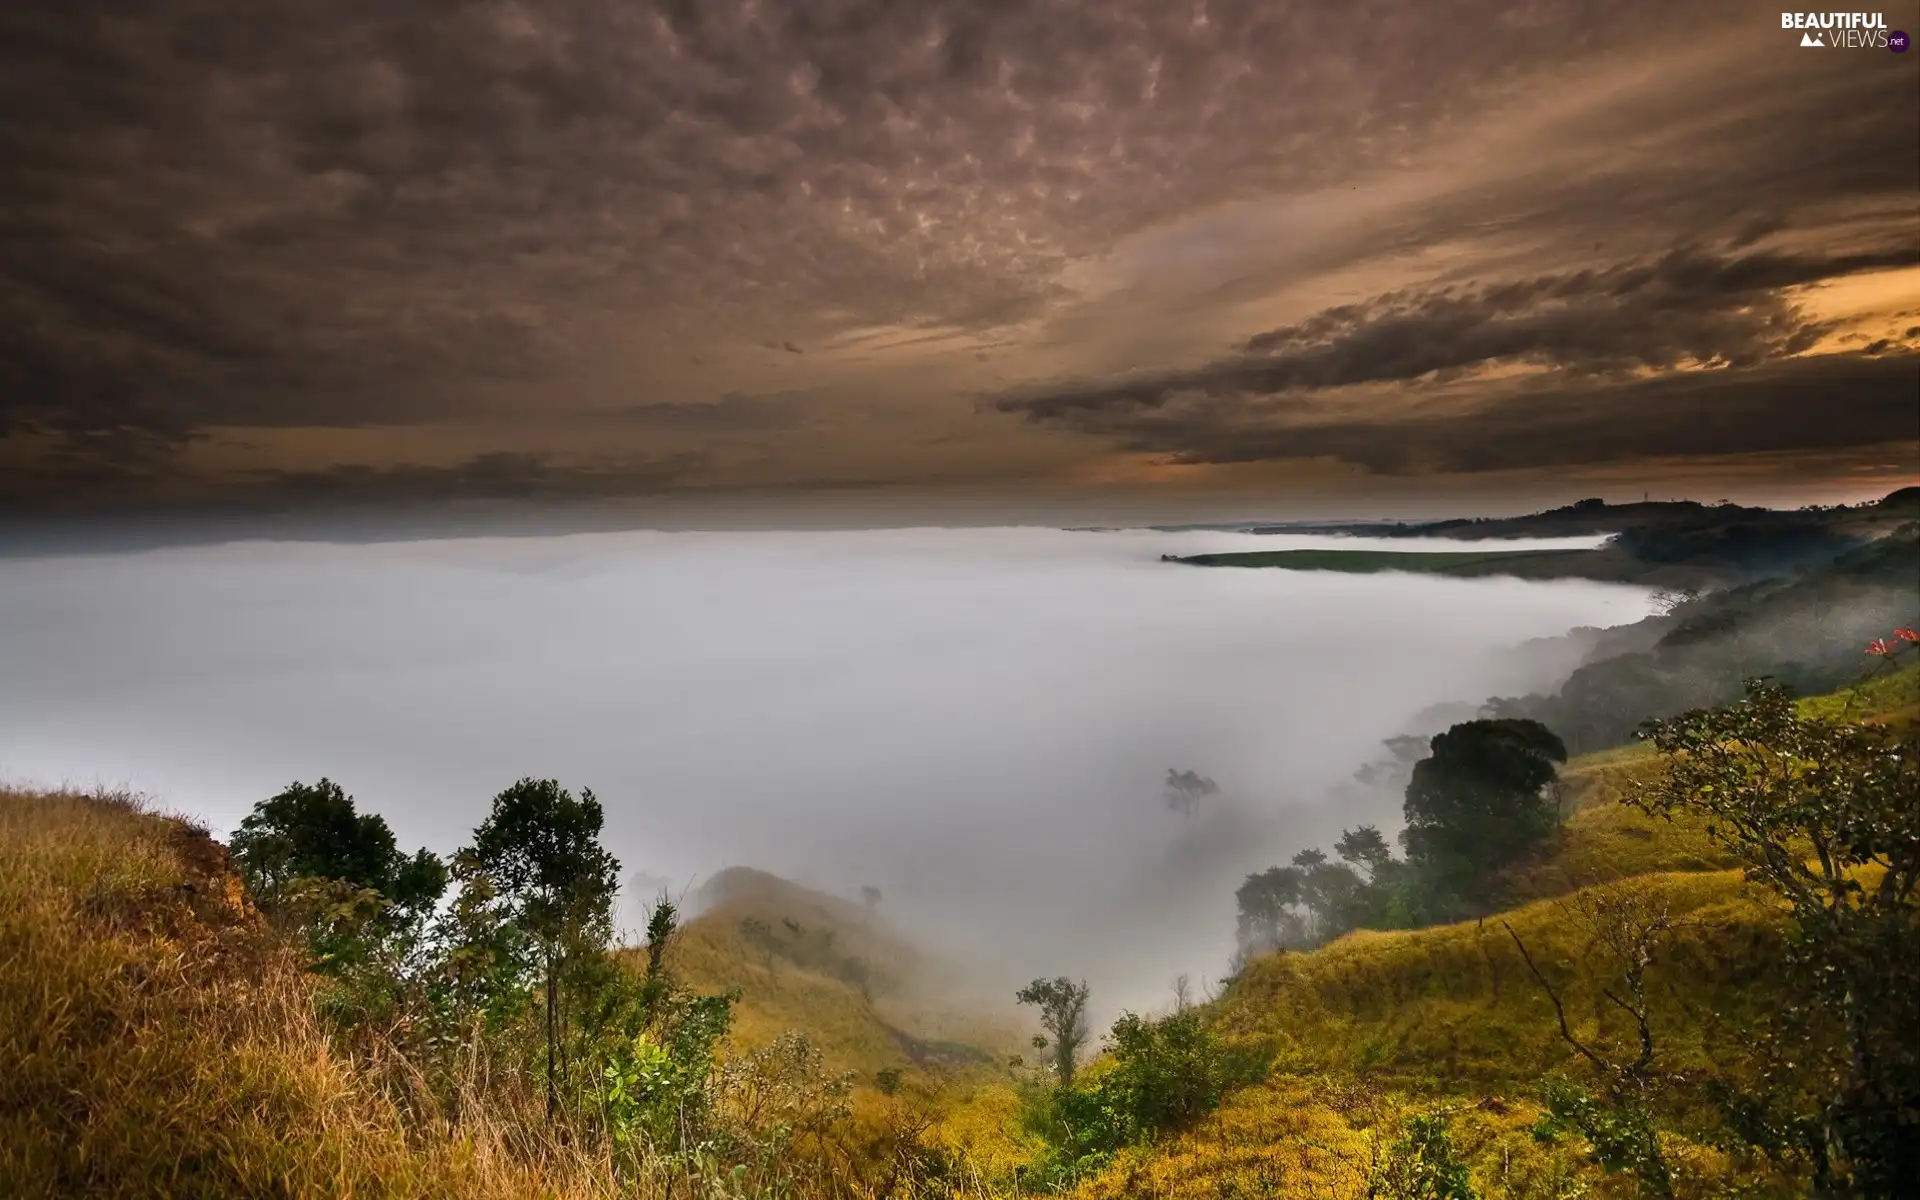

{"left": 1058, "top": 668, "right": 1920, "bottom": 1199}
{"left": 1068, "top": 869, "right": 1785, "bottom": 1198}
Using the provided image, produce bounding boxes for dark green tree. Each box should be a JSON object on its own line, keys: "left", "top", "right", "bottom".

{"left": 1236, "top": 866, "right": 1306, "bottom": 957}
{"left": 230, "top": 778, "right": 445, "bottom": 913}
{"left": 1402, "top": 718, "right": 1567, "bottom": 909}
{"left": 1292, "top": 848, "right": 1362, "bottom": 944}
{"left": 1635, "top": 680, "right": 1920, "bottom": 1195}
{"left": 1017, "top": 976, "right": 1092, "bottom": 1087}
{"left": 1335, "top": 825, "right": 1393, "bottom": 880}
{"left": 467, "top": 778, "right": 621, "bottom": 1121}
{"left": 1098, "top": 1008, "right": 1262, "bottom": 1140}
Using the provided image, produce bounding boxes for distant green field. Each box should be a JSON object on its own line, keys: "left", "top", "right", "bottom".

{"left": 1164, "top": 546, "right": 1590, "bottom": 574}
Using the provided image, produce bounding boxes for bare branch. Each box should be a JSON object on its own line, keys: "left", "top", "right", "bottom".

{"left": 1505, "top": 922, "right": 1608, "bottom": 1074}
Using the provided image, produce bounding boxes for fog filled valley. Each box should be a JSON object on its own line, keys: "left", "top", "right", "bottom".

{"left": 1, "top": 525, "right": 1647, "bottom": 1014}
{"left": 5, "top": 492, "right": 1920, "bottom": 1199}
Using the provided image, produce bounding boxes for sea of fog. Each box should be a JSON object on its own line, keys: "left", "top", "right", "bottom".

{"left": 0, "top": 525, "right": 1648, "bottom": 1015}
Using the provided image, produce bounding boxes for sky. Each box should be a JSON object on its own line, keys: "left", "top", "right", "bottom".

{"left": 3, "top": 0, "right": 1918, "bottom": 519}
{"left": 0, "top": 526, "right": 1651, "bottom": 1010}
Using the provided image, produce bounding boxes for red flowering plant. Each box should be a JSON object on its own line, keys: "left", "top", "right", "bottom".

{"left": 1839, "top": 627, "right": 1920, "bottom": 719}
{"left": 1865, "top": 628, "right": 1917, "bottom": 661}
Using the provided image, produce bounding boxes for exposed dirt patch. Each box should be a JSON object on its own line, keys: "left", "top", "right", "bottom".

{"left": 885, "top": 1022, "right": 995, "bottom": 1070}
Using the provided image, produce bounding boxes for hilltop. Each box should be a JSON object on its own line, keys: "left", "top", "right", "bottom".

{"left": 1273, "top": 487, "right": 1919, "bottom": 544}
{"left": 1483, "top": 525, "right": 1920, "bottom": 751}
{"left": 666, "top": 866, "right": 1016, "bottom": 1079}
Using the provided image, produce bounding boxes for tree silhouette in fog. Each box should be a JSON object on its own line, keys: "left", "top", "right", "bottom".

{"left": 1017, "top": 976, "right": 1092, "bottom": 1087}
{"left": 1402, "top": 718, "right": 1567, "bottom": 911}
{"left": 1162, "top": 769, "right": 1219, "bottom": 818}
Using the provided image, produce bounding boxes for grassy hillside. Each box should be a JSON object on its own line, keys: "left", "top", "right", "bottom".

{"left": 0, "top": 789, "right": 620, "bottom": 1199}
{"left": 667, "top": 866, "right": 1017, "bottom": 1081}
{"left": 0, "top": 791, "right": 1027, "bottom": 1198}
{"left": 4, "top": 664, "right": 1908, "bottom": 1197}
{"left": 1052, "top": 666, "right": 1919, "bottom": 1198}
{"left": 1068, "top": 868, "right": 1787, "bottom": 1199}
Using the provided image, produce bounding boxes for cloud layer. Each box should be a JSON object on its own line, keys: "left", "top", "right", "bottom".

{"left": 2, "top": 0, "right": 1915, "bottom": 509}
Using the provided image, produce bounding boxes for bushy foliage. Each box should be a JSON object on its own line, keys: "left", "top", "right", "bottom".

{"left": 230, "top": 777, "right": 445, "bottom": 913}
{"left": 1235, "top": 718, "right": 1568, "bottom": 960}
{"left": 1236, "top": 847, "right": 1378, "bottom": 957}
{"left": 1371, "top": 1113, "right": 1480, "bottom": 1200}
{"left": 1403, "top": 718, "right": 1567, "bottom": 911}
{"left": 1019, "top": 1005, "right": 1269, "bottom": 1188}
{"left": 1634, "top": 669, "right": 1920, "bottom": 1196}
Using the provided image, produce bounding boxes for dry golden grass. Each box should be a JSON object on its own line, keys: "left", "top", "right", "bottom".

{"left": 1505, "top": 776, "right": 1734, "bottom": 902}
{"left": 0, "top": 788, "right": 623, "bottom": 1200}
{"left": 11, "top": 666, "right": 1902, "bottom": 1198}
{"left": 670, "top": 867, "right": 1021, "bottom": 1082}
{"left": 1058, "top": 869, "right": 1796, "bottom": 1198}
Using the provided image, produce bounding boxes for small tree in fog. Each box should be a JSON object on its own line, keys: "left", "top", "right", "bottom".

{"left": 860, "top": 885, "right": 882, "bottom": 911}
{"left": 467, "top": 777, "right": 620, "bottom": 1122}
{"left": 1236, "top": 866, "right": 1306, "bottom": 957}
{"left": 1017, "top": 976, "right": 1092, "bottom": 1087}
{"left": 1163, "top": 769, "right": 1219, "bottom": 818}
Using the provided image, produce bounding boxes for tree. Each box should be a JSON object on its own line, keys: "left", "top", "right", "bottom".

{"left": 1162, "top": 769, "right": 1219, "bottom": 818}
{"left": 1335, "top": 825, "right": 1393, "bottom": 881}
{"left": 1402, "top": 718, "right": 1567, "bottom": 909}
{"left": 1097, "top": 1008, "right": 1261, "bottom": 1140}
{"left": 1292, "top": 849, "right": 1362, "bottom": 943}
{"left": 1236, "top": 866, "right": 1307, "bottom": 957}
{"left": 230, "top": 778, "right": 445, "bottom": 913}
{"left": 467, "top": 778, "right": 621, "bottom": 1121}
{"left": 860, "top": 885, "right": 882, "bottom": 911}
{"left": 1634, "top": 680, "right": 1920, "bottom": 1195}
{"left": 1017, "top": 977, "right": 1092, "bottom": 1087}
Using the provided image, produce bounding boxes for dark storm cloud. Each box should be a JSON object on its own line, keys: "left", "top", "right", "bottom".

{"left": 2, "top": 0, "right": 1914, "bottom": 505}
{"left": 252, "top": 451, "right": 706, "bottom": 503}
{"left": 997, "top": 245, "right": 1916, "bottom": 421}
{"left": 1146, "top": 352, "right": 1920, "bottom": 475}
{"left": 2, "top": 0, "right": 1742, "bottom": 444}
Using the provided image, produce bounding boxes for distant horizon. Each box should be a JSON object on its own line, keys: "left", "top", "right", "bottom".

{"left": 3, "top": 477, "right": 1912, "bottom": 558}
